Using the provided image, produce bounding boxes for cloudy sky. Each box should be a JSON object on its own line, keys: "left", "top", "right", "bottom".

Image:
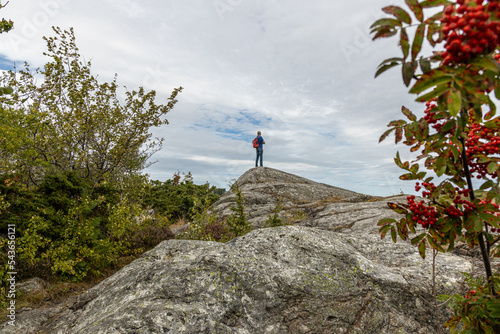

{"left": 0, "top": 0, "right": 432, "bottom": 196}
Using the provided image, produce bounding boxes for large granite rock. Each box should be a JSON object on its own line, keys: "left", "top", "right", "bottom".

{"left": 212, "top": 167, "right": 375, "bottom": 226}
{"left": 1, "top": 167, "right": 481, "bottom": 334}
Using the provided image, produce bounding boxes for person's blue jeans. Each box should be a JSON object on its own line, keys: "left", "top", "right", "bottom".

{"left": 255, "top": 147, "right": 263, "bottom": 167}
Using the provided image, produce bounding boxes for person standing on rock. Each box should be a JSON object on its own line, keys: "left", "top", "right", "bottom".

{"left": 254, "top": 131, "right": 265, "bottom": 167}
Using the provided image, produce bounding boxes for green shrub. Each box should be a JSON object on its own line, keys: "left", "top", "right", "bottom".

{"left": 143, "top": 172, "right": 220, "bottom": 220}
{"left": 226, "top": 182, "right": 251, "bottom": 237}
{"left": 264, "top": 197, "right": 285, "bottom": 227}
{"left": 0, "top": 172, "right": 120, "bottom": 281}
{"left": 18, "top": 195, "right": 116, "bottom": 281}
{"left": 109, "top": 199, "right": 174, "bottom": 256}
{"left": 176, "top": 197, "right": 234, "bottom": 242}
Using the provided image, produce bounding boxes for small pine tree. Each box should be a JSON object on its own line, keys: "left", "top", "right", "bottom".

{"left": 227, "top": 182, "right": 251, "bottom": 237}
{"left": 264, "top": 197, "right": 284, "bottom": 227}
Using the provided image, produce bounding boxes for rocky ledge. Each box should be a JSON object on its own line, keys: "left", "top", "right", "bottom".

{"left": 2, "top": 167, "right": 482, "bottom": 334}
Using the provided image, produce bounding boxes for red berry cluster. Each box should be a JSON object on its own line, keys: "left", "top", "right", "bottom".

{"left": 465, "top": 289, "right": 477, "bottom": 298}
{"left": 415, "top": 181, "right": 437, "bottom": 198}
{"left": 423, "top": 100, "right": 457, "bottom": 135}
{"left": 441, "top": 0, "right": 500, "bottom": 65}
{"left": 407, "top": 195, "right": 439, "bottom": 228}
{"left": 447, "top": 188, "right": 476, "bottom": 217}
{"left": 423, "top": 101, "right": 446, "bottom": 133}
{"left": 466, "top": 121, "right": 500, "bottom": 179}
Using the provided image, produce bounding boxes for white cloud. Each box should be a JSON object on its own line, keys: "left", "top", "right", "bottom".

{"left": 0, "top": 0, "right": 432, "bottom": 196}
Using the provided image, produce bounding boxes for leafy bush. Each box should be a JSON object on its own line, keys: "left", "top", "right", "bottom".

{"left": 143, "top": 172, "right": 221, "bottom": 220}
{"left": 176, "top": 197, "right": 234, "bottom": 242}
{"left": 109, "top": 199, "right": 174, "bottom": 256}
{"left": 444, "top": 274, "right": 500, "bottom": 333}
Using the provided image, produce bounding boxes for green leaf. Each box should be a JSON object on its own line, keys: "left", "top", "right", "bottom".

{"left": 441, "top": 119, "right": 456, "bottom": 133}
{"left": 0, "top": 86, "right": 13, "bottom": 95}
{"left": 378, "top": 218, "right": 397, "bottom": 226}
{"left": 380, "top": 224, "right": 391, "bottom": 239}
{"left": 391, "top": 226, "right": 397, "bottom": 243}
{"left": 402, "top": 61, "right": 417, "bottom": 87}
{"left": 488, "top": 162, "right": 499, "bottom": 174}
{"left": 375, "top": 62, "right": 400, "bottom": 78}
{"left": 473, "top": 215, "right": 483, "bottom": 233}
{"left": 426, "top": 23, "right": 440, "bottom": 47}
{"left": 409, "top": 75, "right": 452, "bottom": 95}
{"left": 449, "top": 145, "right": 459, "bottom": 161}
{"left": 415, "top": 84, "right": 449, "bottom": 102}
{"left": 495, "top": 86, "right": 500, "bottom": 101}
{"left": 447, "top": 90, "right": 462, "bottom": 116}
{"left": 370, "top": 18, "right": 403, "bottom": 30}
{"left": 402, "top": 106, "right": 417, "bottom": 121}
{"left": 411, "top": 233, "right": 426, "bottom": 245}
{"left": 411, "top": 24, "right": 426, "bottom": 62}
{"left": 480, "top": 180, "right": 495, "bottom": 190}
{"left": 419, "top": 57, "right": 431, "bottom": 74}
{"left": 418, "top": 240, "right": 426, "bottom": 259}
{"left": 400, "top": 28, "right": 410, "bottom": 60}
{"left": 405, "top": 0, "right": 424, "bottom": 22}
{"left": 382, "top": 5, "right": 412, "bottom": 24}
{"left": 471, "top": 55, "right": 500, "bottom": 73}
{"left": 394, "top": 151, "right": 405, "bottom": 169}
{"left": 420, "top": 0, "right": 453, "bottom": 8}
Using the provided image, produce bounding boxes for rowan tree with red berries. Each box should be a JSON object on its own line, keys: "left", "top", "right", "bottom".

{"left": 372, "top": 0, "right": 500, "bottom": 332}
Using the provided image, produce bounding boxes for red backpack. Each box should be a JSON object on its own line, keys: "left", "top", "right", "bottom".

{"left": 252, "top": 137, "right": 259, "bottom": 148}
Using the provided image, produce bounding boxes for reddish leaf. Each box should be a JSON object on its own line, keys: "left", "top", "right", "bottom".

{"left": 380, "top": 224, "right": 391, "bottom": 239}
{"left": 379, "top": 128, "right": 395, "bottom": 143}
{"left": 410, "top": 144, "right": 421, "bottom": 152}
{"left": 394, "top": 151, "right": 405, "bottom": 169}
{"left": 387, "top": 203, "right": 408, "bottom": 214}
{"left": 405, "top": 0, "right": 424, "bottom": 22}
{"left": 388, "top": 119, "right": 406, "bottom": 127}
{"left": 382, "top": 5, "right": 412, "bottom": 24}
{"left": 411, "top": 24, "right": 425, "bottom": 62}
{"left": 400, "top": 28, "right": 410, "bottom": 60}
{"left": 402, "top": 106, "right": 417, "bottom": 121}
{"left": 399, "top": 173, "right": 414, "bottom": 180}
{"left": 372, "top": 27, "right": 398, "bottom": 40}
{"left": 395, "top": 127, "right": 403, "bottom": 143}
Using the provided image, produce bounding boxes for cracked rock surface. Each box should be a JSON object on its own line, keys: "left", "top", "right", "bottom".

{"left": 2, "top": 167, "right": 480, "bottom": 334}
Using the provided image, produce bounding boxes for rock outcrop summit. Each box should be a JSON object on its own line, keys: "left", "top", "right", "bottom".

{"left": 3, "top": 167, "right": 480, "bottom": 334}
